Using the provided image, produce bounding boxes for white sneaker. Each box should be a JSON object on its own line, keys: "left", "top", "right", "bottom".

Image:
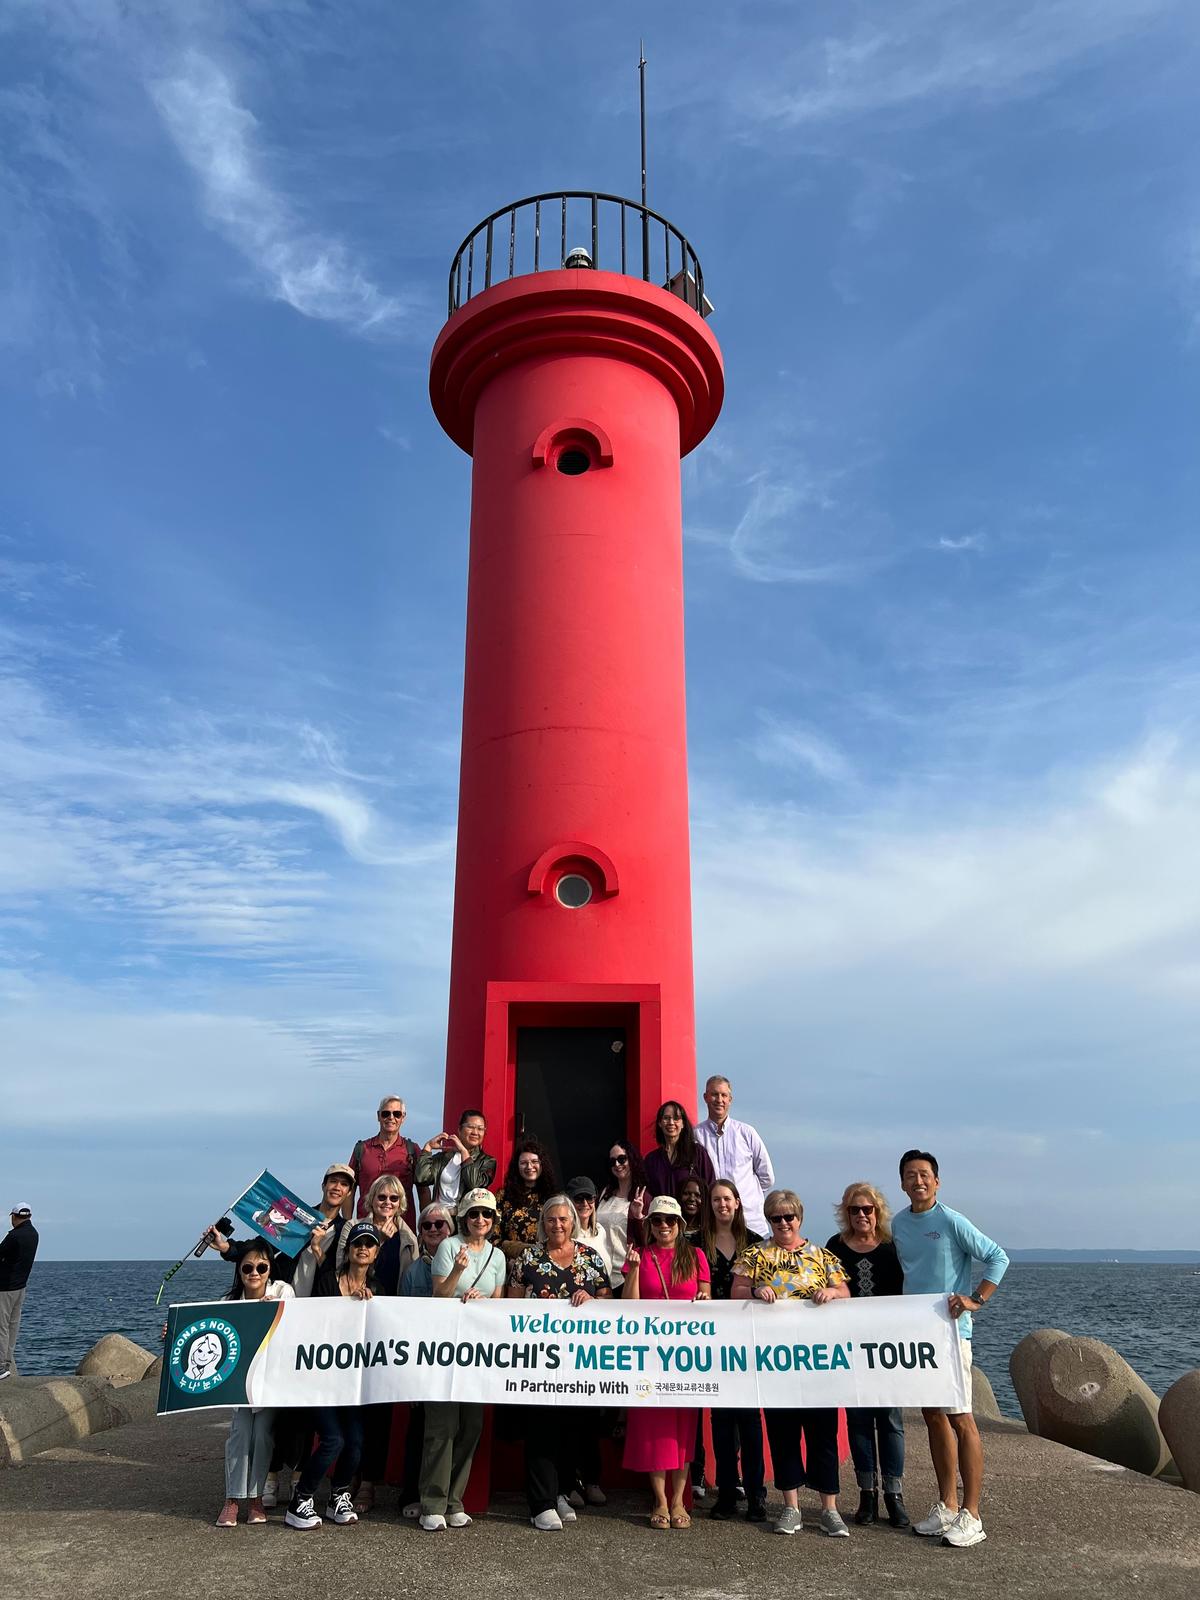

{"left": 419, "top": 1513, "right": 447, "bottom": 1531}
{"left": 532, "top": 1508, "right": 564, "bottom": 1531}
{"left": 446, "top": 1511, "right": 472, "bottom": 1528}
{"left": 260, "top": 1473, "right": 279, "bottom": 1509}
{"left": 942, "top": 1509, "right": 987, "bottom": 1548}
{"left": 325, "top": 1489, "right": 357, "bottom": 1525}
{"left": 556, "top": 1495, "right": 578, "bottom": 1523}
{"left": 913, "top": 1500, "right": 956, "bottom": 1537}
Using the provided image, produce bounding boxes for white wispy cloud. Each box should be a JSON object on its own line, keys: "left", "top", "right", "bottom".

{"left": 752, "top": 713, "right": 855, "bottom": 784}
{"left": 729, "top": 475, "right": 888, "bottom": 585}
{"left": 938, "top": 533, "right": 987, "bottom": 553}
{"left": 149, "top": 51, "right": 413, "bottom": 335}
{"left": 734, "top": 0, "right": 1175, "bottom": 130}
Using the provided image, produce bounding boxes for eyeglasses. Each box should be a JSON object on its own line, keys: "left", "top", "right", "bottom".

{"left": 240, "top": 1263, "right": 269, "bottom": 1275}
{"left": 849, "top": 1204, "right": 875, "bottom": 1215}
{"left": 379, "top": 1110, "right": 403, "bottom": 1119}
{"left": 465, "top": 1208, "right": 492, "bottom": 1221}
{"left": 768, "top": 1213, "right": 798, "bottom": 1225}
{"left": 609, "top": 1154, "right": 629, "bottom": 1166}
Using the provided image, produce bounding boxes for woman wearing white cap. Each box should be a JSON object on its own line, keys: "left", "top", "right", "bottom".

{"left": 623, "top": 1194, "right": 711, "bottom": 1530}
{"left": 417, "top": 1188, "right": 506, "bottom": 1532}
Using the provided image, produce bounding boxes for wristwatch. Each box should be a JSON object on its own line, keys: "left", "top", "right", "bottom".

{"left": 970, "top": 1292, "right": 987, "bottom": 1308}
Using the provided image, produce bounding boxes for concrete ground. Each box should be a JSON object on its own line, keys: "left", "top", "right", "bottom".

{"left": 1, "top": 1400, "right": 1198, "bottom": 1600}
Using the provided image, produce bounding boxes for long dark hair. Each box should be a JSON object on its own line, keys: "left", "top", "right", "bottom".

{"left": 655, "top": 1100, "right": 698, "bottom": 1169}
{"left": 224, "top": 1243, "right": 276, "bottom": 1301}
{"left": 701, "top": 1179, "right": 751, "bottom": 1260}
{"left": 599, "top": 1139, "right": 649, "bottom": 1202}
{"left": 502, "top": 1135, "right": 558, "bottom": 1203}
{"left": 647, "top": 1211, "right": 699, "bottom": 1287}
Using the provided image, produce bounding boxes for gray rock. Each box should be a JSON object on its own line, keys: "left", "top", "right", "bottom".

{"left": 75, "top": 1334, "right": 158, "bottom": 1389}
{"left": 0, "top": 1376, "right": 122, "bottom": 1467}
{"left": 1009, "top": 1327, "right": 1070, "bottom": 1433}
{"left": 1160, "top": 1370, "right": 1200, "bottom": 1492}
{"left": 972, "top": 1362, "right": 1003, "bottom": 1422}
{"left": 1033, "top": 1335, "right": 1172, "bottom": 1477}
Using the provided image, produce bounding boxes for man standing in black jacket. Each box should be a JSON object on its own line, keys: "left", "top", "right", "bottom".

{"left": 0, "top": 1204, "right": 39, "bottom": 1379}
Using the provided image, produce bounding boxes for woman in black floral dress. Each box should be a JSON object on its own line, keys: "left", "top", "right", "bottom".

{"left": 507, "top": 1195, "right": 610, "bottom": 1530}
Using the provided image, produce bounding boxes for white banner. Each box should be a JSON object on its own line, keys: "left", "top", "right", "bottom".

{"left": 161, "top": 1293, "right": 967, "bottom": 1412}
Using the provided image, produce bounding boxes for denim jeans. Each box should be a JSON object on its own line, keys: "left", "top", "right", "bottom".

{"left": 296, "top": 1405, "right": 365, "bottom": 1496}
{"left": 845, "top": 1406, "right": 904, "bottom": 1492}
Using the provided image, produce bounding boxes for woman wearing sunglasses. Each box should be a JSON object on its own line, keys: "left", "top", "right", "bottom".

{"left": 826, "top": 1182, "right": 908, "bottom": 1529}
{"left": 341, "top": 1175, "right": 419, "bottom": 1513}
{"left": 732, "top": 1189, "right": 851, "bottom": 1538}
{"left": 418, "top": 1188, "right": 506, "bottom": 1531}
{"left": 215, "top": 1243, "right": 293, "bottom": 1526}
{"left": 286, "top": 1221, "right": 381, "bottom": 1531}
{"left": 596, "top": 1140, "right": 650, "bottom": 1293}
{"left": 623, "top": 1194, "right": 711, "bottom": 1530}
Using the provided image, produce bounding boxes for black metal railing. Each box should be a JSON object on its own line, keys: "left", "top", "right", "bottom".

{"left": 447, "top": 192, "right": 707, "bottom": 318}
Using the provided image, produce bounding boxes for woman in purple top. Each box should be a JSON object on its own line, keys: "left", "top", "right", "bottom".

{"left": 642, "top": 1102, "right": 715, "bottom": 1200}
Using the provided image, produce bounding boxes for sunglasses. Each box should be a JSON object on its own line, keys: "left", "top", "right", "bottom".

{"left": 465, "top": 1208, "right": 492, "bottom": 1221}
{"left": 240, "top": 1262, "right": 269, "bottom": 1275}
{"left": 375, "top": 1194, "right": 401, "bottom": 1204}
{"left": 350, "top": 1239, "right": 379, "bottom": 1250}
{"left": 849, "top": 1204, "right": 875, "bottom": 1215}
{"left": 768, "top": 1213, "right": 798, "bottom": 1225}
{"left": 379, "top": 1111, "right": 403, "bottom": 1119}
{"left": 650, "top": 1215, "right": 679, "bottom": 1225}
{"left": 609, "top": 1154, "right": 629, "bottom": 1166}
{"left": 421, "top": 1219, "right": 450, "bottom": 1231}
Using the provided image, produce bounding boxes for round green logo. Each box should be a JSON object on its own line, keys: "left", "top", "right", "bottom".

{"left": 170, "top": 1317, "right": 241, "bottom": 1395}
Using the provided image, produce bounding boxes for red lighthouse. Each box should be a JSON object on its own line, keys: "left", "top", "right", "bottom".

{"left": 429, "top": 194, "right": 723, "bottom": 1181}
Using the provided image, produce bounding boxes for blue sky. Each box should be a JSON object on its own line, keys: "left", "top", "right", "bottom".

{"left": 3, "top": 0, "right": 1198, "bottom": 1255}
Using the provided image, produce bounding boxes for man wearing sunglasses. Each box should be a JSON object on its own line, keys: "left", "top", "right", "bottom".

{"left": 892, "top": 1149, "right": 1009, "bottom": 1550}
{"left": 348, "top": 1096, "right": 420, "bottom": 1219}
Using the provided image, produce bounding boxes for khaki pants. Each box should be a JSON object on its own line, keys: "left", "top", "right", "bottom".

{"left": 419, "top": 1401, "right": 483, "bottom": 1516}
{"left": 0, "top": 1287, "right": 26, "bottom": 1372}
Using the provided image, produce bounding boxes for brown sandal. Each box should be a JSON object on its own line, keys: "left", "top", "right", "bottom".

{"left": 670, "top": 1510, "right": 692, "bottom": 1529}
{"left": 648, "top": 1511, "right": 670, "bottom": 1530}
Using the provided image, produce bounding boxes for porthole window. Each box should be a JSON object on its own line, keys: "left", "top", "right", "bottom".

{"left": 556, "top": 447, "right": 591, "bottom": 476}
{"left": 555, "top": 873, "right": 594, "bottom": 908}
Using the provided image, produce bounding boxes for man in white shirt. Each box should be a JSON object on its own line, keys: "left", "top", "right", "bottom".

{"left": 694, "top": 1076, "right": 774, "bottom": 1236}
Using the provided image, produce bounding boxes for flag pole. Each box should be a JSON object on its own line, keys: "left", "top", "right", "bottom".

{"left": 639, "top": 40, "right": 649, "bottom": 280}
{"left": 154, "top": 1186, "right": 248, "bottom": 1306}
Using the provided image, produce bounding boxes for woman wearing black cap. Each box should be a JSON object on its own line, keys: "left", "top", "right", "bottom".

{"left": 285, "top": 1221, "right": 381, "bottom": 1532}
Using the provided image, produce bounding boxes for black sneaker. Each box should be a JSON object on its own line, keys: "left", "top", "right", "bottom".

{"left": 745, "top": 1493, "right": 768, "bottom": 1522}
{"left": 285, "top": 1493, "right": 321, "bottom": 1531}
{"left": 709, "top": 1498, "right": 738, "bottom": 1520}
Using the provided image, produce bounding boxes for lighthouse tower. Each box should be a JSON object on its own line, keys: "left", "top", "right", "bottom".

{"left": 429, "top": 194, "right": 723, "bottom": 1182}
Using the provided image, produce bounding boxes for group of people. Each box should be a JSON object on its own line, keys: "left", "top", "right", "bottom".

{"left": 202, "top": 1077, "right": 1008, "bottom": 1550}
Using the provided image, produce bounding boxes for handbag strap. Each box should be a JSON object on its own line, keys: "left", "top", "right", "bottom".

{"left": 466, "top": 1243, "right": 497, "bottom": 1292}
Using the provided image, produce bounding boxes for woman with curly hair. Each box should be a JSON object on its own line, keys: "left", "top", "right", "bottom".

{"left": 826, "top": 1181, "right": 908, "bottom": 1528}
{"left": 496, "top": 1136, "right": 559, "bottom": 1262}
{"left": 596, "top": 1138, "right": 650, "bottom": 1292}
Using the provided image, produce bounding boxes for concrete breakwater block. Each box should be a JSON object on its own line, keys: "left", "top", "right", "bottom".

{"left": 1160, "top": 1370, "right": 1200, "bottom": 1492}
{"left": 971, "top": 1363, "right": 1003, "bottom": 1422}
{"left": 1010, "top": 1327, "right": 1070, "bottom": 1434}
{"left": 0, "top": 1377, "right": 123, "bottom": 1467}
{"left": 1032, "top": 1336, "right": 1173, "bottom": 1477}
{"left": 75, "top": 1333, "right": 157, "bottom": 1388}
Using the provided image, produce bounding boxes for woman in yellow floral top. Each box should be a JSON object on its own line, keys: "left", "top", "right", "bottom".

{"left": 732, "top": 1189, "right": 852, "bottom": 1538}
{"left": 497, "top": 1137, "right": 559, "bottom": 1262}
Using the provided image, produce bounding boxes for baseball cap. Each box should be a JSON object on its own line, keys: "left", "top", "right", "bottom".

{"left": 10, "top": 1204, "right": 31, "bottom": 1218}
{"left": 459, "top": 1187, "right": 497, "bottom": 1214}
{"left": 344, "top": 1221, "right": 382, "bottom": 1249}
{"left": 646, "top": 1194, "right": 684, "bottom": 1220}
{"left": 323, "top": 1164, "right": 356, "bottom": 1185}
{"left": 566, "top": 1176, "right": 597, "bottom": 1201}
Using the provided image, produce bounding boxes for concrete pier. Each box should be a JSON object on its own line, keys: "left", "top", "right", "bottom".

{"left": 1, "top": 1391, "right": 1198, "bottom": 1599}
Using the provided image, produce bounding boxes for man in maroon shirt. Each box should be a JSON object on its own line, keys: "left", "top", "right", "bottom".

{"left": 349, "top": 1095, "right": 420, "bottom": 1218}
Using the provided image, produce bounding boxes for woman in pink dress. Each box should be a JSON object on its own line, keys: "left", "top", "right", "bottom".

{"left": 623, "top": 1194, "right": 712, "bottom": 1528}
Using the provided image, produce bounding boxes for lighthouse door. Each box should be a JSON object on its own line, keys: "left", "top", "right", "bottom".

{"left": 514, "top": 1026, "right": 627, "bottom": 1184}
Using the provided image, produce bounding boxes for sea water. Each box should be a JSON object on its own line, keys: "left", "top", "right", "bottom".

{"left": 13, "top": 1259, "right": 1200, "bottom": 1418}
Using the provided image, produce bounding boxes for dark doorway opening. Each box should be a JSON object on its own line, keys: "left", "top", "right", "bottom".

{"left": 515, "top": 1026, "right": 627, "bottom": 1188}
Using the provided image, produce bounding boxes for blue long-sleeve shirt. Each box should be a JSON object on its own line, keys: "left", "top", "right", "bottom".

{"left": 891, "top": 1200, "right": 1009, "bottom": 1340}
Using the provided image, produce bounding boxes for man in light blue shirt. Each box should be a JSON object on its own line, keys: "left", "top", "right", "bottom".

{"left": 892, "top": 1149, "right": 1008, "bottom": 1551}
{"left": 694, "top": 1075, "right": 775, "bottom": 1236}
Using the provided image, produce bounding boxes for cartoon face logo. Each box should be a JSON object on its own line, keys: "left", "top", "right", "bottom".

{"left": 251, "top": 1200, "right": 296, "bottom": 1239}
{"left": 170, "top": 1317, "right": 241, "bottom": 1395}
